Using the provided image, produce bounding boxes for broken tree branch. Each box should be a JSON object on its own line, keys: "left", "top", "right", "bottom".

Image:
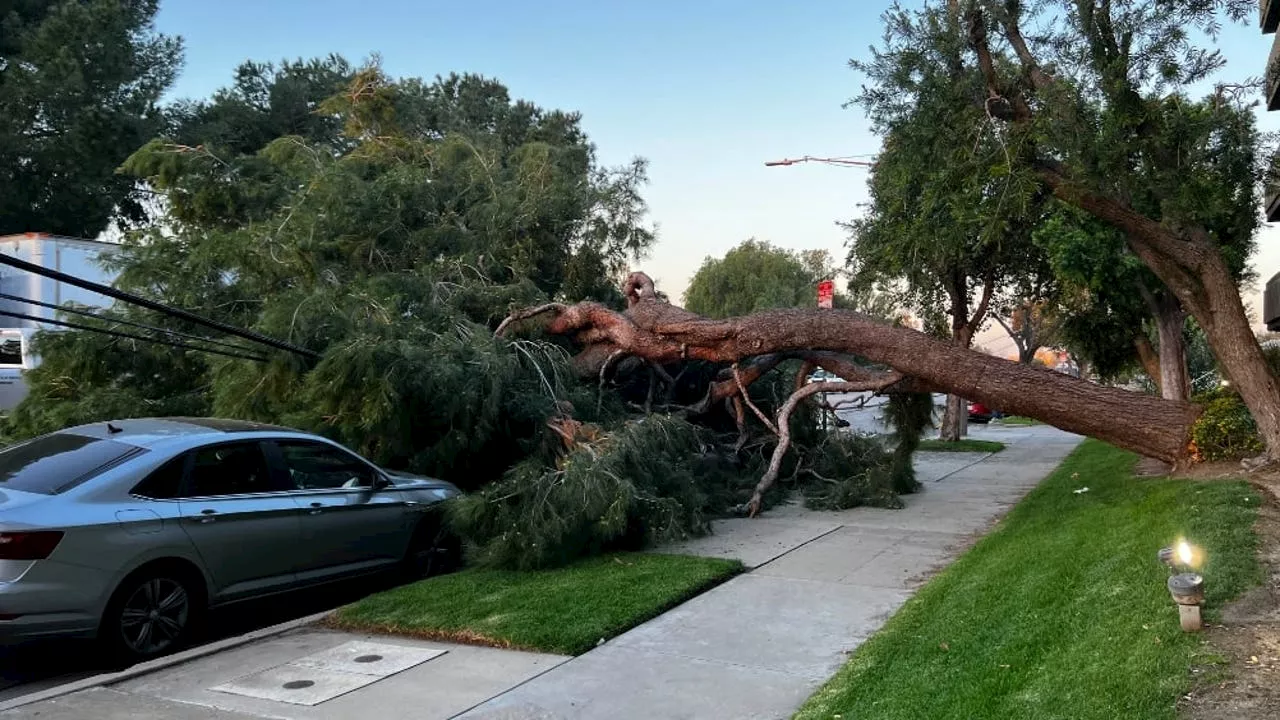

{"left": 734, "top": 363, "right": 779, "bottom": 435}
{"left": 747, "top": 374, "right": 904, "bottom": 517}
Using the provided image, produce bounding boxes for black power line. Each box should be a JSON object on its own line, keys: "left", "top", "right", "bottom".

{"left": 0, "top": 252, "right": 318, "bottom": 359}
{"left": 0, "top": 310, "right": 269, "bottom": 363}
{"left": 0, "top": 292, "right": 261, "bottom": 356}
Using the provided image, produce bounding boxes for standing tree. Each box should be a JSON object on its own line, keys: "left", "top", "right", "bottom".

{"left": 847, "top": 47, "right": 1049, "bottom": 440}
{"left": 0, "top": 0, "right": 181, "bottom": 236}
{"left": 684, "top": 239, "right": 826, "bottom": 318}
{"left": 1037, "top": 208, "right": 1208, "bottom": 401}
{"left": 993, "top": 299, "right": 1062, "bottom": 365}
{"left": 951, "top": 0, "right": 1273, "bottom": 455}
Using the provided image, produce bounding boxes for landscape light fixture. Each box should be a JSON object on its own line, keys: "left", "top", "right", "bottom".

{"left": 1158, "top": 539, "right": 1205, "bottom": 632}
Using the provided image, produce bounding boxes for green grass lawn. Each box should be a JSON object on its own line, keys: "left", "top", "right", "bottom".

{"left": 999, "top": 416, "right": 1041, "bottom": 426}
{"left": 329, "top": 553, "right": 742, "bottom": 655}
{"left": 796, "top": 440, "right": 1261, "bottom": 720}
{"left": 917, "top": 438, "right": 1006, "bottom": 453}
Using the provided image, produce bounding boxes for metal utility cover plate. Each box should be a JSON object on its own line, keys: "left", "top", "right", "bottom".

{"left": 211, "top": 641, "right": 447, "bottom": 706}
{"left": 291, "top": 640, "right": 446, "bottom": 676}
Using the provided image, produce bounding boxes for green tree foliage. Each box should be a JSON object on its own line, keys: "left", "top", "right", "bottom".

{"left": 1032, "top": 91, "right": 1259, "bottom": 395}
{"left": 3, "top": 61, "right": 655, "bottom": 473}
{"left": 1035, "top": 209, "right": 1155, "bottom": 380}
{"left": 0, "top": 0, "right": 181, "bottom": 236}
{"left": 683, "top": 239, "right": 828, "bottom": 318}
{"left": 4, "top": 58, "right": 929, "bottom": 570}
{"left": 847, "top": 63, "right": 1046, "bottom": 330}
{"left": 854, "top": 1, "right": 1274, "bottom": 451}
{"left": 449, "top": 415, "right": 719, "bottom": 570}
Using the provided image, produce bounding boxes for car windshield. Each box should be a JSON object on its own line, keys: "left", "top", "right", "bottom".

{"left": 0, "top": 433, "right": 144, "bottom": 495}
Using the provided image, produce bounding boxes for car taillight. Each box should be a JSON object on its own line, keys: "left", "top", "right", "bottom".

{"left": 0, "top": 531, "right": 64, "bottom": 560}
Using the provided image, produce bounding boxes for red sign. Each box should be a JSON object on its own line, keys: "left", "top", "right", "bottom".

{"left": 817, "top": 279, "right": 834, "bottom": 309}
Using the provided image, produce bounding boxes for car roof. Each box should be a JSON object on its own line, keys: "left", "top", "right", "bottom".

{"left": 56, "top": 417, "right": 301, "bottom": 449}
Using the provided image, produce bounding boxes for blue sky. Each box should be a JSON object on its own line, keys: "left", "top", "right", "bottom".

{"left": 155, "top": 1, "right": 1280, "bottom": 356}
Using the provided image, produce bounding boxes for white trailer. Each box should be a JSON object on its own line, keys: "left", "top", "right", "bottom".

{"left": 0, "top": 233, "right": 120, "bottom": 410}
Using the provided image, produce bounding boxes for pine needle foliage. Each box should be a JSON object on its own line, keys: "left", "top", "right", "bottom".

{"left": 448, "top": 415, "right": 718, "bottom": 570}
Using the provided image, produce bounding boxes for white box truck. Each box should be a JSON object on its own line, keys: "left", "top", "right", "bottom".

{"left": 0, "top": 233, "right": 120, "bottom": 410}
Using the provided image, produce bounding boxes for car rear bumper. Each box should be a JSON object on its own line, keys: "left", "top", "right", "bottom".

{"left": 0, "top": 562, "right": 111, "bottom": 643}
{"left": 0, "top": 611, "right": 99, "bottom": 643}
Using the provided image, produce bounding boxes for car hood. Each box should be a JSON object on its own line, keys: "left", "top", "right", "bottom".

{"left": 383, "top": 469, "right": 461, "bottom": 494}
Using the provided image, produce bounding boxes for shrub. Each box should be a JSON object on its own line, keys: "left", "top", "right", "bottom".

{"left": 1189, "top": 389, "right": 1264, "bottom": 461}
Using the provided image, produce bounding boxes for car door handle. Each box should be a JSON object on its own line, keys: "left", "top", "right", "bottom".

{"left": 308, "top": 502, "right": 323, "bottom": 515}
{"left": 197, "top": 509, "right": 217, "bottom": 524}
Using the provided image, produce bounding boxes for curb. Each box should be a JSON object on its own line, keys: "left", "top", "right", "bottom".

{"left": 0, "top": 609, "right": 333, "bottom": 713}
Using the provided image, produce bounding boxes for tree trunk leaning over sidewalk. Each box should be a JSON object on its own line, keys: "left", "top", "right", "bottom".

{"left": 499, "top": 272, "right": 1201, "bottom": 464}
{"left": 956, "top": 2, "right": 1277, "bottom": 457}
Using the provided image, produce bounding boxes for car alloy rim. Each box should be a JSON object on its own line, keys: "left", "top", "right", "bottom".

{"left": 119, "top": 578, "right": 189, "bottom": 655}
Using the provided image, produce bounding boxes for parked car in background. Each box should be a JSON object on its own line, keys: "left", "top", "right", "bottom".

{"left": 806, "top": 369, "right": 845, "bottom": 384}
{"left": 0, "top": 417, "right": 462, "bottom": 661}
{"left": 968, "top": 402, "right": 1002, "bottom": 424}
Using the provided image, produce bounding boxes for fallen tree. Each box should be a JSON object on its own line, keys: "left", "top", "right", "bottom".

{"left": 500, "top": 272, "right": 1202, "bottom": 465}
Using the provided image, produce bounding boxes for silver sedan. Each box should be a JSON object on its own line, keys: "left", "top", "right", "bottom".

{"left": 0, "top": 417, "right": 462, "bottom": 661}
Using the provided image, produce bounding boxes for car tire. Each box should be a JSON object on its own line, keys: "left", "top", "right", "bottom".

{"left": 100, "top": 564, "right": 204, "bottom": 663}
{"left": 402, "top": 512, "right": 462, "bottom": 579}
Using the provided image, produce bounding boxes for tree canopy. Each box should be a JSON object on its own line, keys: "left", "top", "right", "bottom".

{"left": 850, "top": 0, "right": 1279, "bottom": 458}
{"left": 0, "top": 0, "right": 181, "bottom": 236}
{"left": 683, "top": 239, "right": 830, "bottom": 318}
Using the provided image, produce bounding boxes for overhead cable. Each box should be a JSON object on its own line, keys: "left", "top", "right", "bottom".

{"left": 0, "top": 253, "right": 318, "bottom": 358}
{"left": 0, "top": 310, "right": 269, "bottom": 363}
{"left": 0, "top": 292, "right": 261, "bottom": 356}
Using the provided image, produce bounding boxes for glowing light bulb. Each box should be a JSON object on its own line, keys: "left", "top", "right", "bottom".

{"left": 1177, "top": 541, "right": 1193, "bottom": 566}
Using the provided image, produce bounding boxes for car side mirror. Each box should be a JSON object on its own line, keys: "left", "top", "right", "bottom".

{"left": 371, "top": 475, "right": 392, "bottom": 491}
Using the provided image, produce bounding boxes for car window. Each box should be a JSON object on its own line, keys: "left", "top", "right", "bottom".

{"left": 131, "top": 455, "right": 187, "bottom": 499}
{"left": 0, "top": 433, "right": 145, "bottom": 495}
{"left": 186, "top": 442, "right": 276, "bottom": 497}
{"left": 277, "top": 442, "right": 378, "bottom": 490}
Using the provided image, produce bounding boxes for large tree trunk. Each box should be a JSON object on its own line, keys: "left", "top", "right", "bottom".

{"left": 1041, "top": 172, "right": 1280, "bottom": 456}
{"left": 500, "top": 274, "right": 1202, "bottom": 463}
{"left": 1153, "top": 299, "right": 1190, "bottom": 403}
{"left": 964, "top": 12, "right": 1280, "bottom": 460}
{"left": 940, "top": 393, "right": 968, "bottom": 440}
{"left": 1134, "top": 334, "right": 1162, "bottom": 395}
{"left": 1139, "top": 282, "right": 1190, "bottom": 403}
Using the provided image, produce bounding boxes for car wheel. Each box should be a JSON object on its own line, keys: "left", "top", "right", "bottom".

{"left": 403, "top": 513, "right": 462, "bottom": 579}
{"left": 102, "top": 566, "right": 202, "bottom": 662}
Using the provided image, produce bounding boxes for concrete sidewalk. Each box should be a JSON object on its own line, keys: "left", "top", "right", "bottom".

{"left": 459, "top": 423, "right": 1081, "bottom": 719}
{"left": 1, "top": 424, "right": 1080, "bottom": 720}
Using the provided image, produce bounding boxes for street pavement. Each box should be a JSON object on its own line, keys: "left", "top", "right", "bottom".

{"left": 0, "top": 569, "right": 406, "bottom": 702}
{"left": 1, "top": 422, "right": 1081, "bottom": 720}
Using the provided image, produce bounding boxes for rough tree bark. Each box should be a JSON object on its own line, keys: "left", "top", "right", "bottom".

{"left": 1134, "top": 334, "right": 1162, "bottom": 395}
{"left": 1138, "top": 283, "right": 1191, "bottom": 403}
{"left": 499, "top": 272, "right": 1201, "bottom": 463}
{"left": 969, "top": 8, "right": 1280, "bottom": 460}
